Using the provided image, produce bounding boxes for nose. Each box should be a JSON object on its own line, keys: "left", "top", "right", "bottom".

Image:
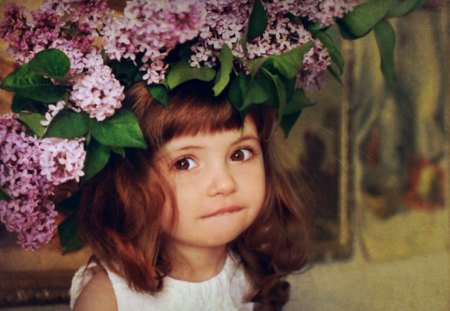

{"left": 207, "top": 163, "right": 237, "bottom": 196}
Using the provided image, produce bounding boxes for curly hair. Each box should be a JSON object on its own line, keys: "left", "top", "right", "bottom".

{"left": 77, "top": 80, "right": 311, "bottom": 310}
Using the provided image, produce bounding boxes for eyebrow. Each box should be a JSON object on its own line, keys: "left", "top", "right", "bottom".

{"left": 169, "top": 134, "right": 260, "bottom": 153}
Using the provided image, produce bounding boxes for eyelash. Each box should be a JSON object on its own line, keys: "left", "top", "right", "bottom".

{"left": 171, "top": 146, "right": 258, "bottom": 171}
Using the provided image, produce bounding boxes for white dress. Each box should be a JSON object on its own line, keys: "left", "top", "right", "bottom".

{"left": 70, "top": 254, "right": 255, "bottom": 311}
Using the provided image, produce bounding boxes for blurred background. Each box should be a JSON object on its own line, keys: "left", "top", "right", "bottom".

{"left": 0, "top": 1, "right": 448, "bottom": 310}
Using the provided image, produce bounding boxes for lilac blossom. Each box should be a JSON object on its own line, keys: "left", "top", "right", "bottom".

{"left": 70, "top": 52, "right": 125, "bottom": 121}
{"left": 103, "top": 0, "right": 207, "bottom": 84}
{"left": 0, "top": 114, "right": 86, "bottom": 250}
{"left": 300, "top": 0, "right": 359, "bottom": 26}
{"left": 39, "top": 138, "right": 86, "bottom": 185}
{"left": 0, "top": 0, "right": 111, "bottom": 63}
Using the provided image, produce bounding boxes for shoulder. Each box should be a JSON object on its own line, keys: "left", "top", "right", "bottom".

{"left": 72, "top": 268, "right": 117, "bottom": 311}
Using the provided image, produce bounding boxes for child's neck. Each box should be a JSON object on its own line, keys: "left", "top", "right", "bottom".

{"left": 166, "top": 244, "right": 228, "bottom": 282}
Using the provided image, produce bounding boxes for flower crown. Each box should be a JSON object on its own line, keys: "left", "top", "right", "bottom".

{"left": 0, "top": 0, "right": 424, "bottom": 251}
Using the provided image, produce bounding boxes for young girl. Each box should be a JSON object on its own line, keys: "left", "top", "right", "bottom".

{"left": 70, "top": 80, "right": 311, "bottom": 310}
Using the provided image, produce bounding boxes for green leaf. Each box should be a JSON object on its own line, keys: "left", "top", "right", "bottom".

{"left": 58, "top": 213, "right": 84, "bottom": 253}
{"left": 241, "top": 78, "right": 269, "bottom": 111}
{"left": 28, "top": 49, "right": 70, "bottom": 79}
{"left": 18, "top": 112, "right": 46, "bottom": 138}
{"left": 89, "top": 109, "right": 147, "bottom": 148}
{"left": 271, "top": 42, "right": 314, "bottom": 79}
{"left": 82, "top": 140, "right": 111, "bottom": 182}
{"left": 374, "top": 19, "right": 396, "bottom": 87}
{"left": 0, "top": 188, "right": 10, "bottom": 201}
{"left": 147, "top": 84, "right": 170, "bottom": 108}
{"left": 328, "top": 66, "right": 343, "bottom": 85}
{"left": 280, "top": 89, "right": 314, "bottom": 136}
{"left": 338, "top": 0, "right": 392, "bottom": 38}
{"left": 166, "top": 60, "right": 216, "bottom": 89}
{"left": 213, "top": 44, "right": 234, "bottom": 96}
{"left": 0, "top": 63, "right": 67, "bottom": 103}
{"left": 249, "top": 42, "right": 313, "bottom": 79}
{"left": 246, "top": 0, "right": 268, "bottom": 42}
{"left": 263, "top": 70, "right": 286, "bottom": 110}
{"left": 228, "top": 74, "right": 251, "bottom": 110}
{"left": 387, "top": 0, "right": 427, "bottom": 17}
{"left": 11, "top": 95, "right": 43, "bottom": 113}
{"left": 45, "top": 110, "right": 89, "bottom": 138}
{"left": 108, "top": 59, "right": 141, "bottom": 87}
{"left": 110, "top": 146, "right": 126, "bottom": 157}
{"left": 316, "top": 31, "right": 344, "bottom": 75}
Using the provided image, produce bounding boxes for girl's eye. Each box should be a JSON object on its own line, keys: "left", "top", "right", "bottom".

{"left": 230, "top": 148, "right": 252, "bottom": 162}
{"left": 174, "top": 157, "right": 197, "bottom": 170}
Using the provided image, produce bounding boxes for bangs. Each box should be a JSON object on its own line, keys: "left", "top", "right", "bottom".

{"left": 154, "top": 83, "right": 245, "bottom": 143}
{"left": 129, "top": 81, "right": 252, "bottom": 152}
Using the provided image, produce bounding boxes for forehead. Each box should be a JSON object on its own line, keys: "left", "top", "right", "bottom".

{"left": 162, "top": 117, "right": 259, "bottom": 151}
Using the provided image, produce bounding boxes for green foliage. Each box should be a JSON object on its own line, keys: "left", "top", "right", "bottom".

{"left": 0, "top": 188, "right": 10, "bottom": 201}
{"left": 108, "top": 59, "right": 142, "bottom": 87}
{"left": 28, "top": 49, "right": 70, "bottom": 79}
{"left": 374, "top": 20, "right": 396, "bottom": 87}
{"left": 82, "top": 140, "right": 111, "bottom": 182}
{"left": 0, "top": 63, "right": 67, "bottom": 103}
{"left": 147, "top": 84, "right": 170, "bottom": 108}
{"left": 89, "top": 109, "right": 147, "bottom": 148}
{"left": 18, "top": 112, "right": 46, "bottom": 138}
{"left": 11, "top": 95, "right": 44, "bottom": 113}
{"left": 246, "top": 0, "right": 268, "bottom": 42}
{"left": 45, "top": 110, "right": 89, "bottom": 138}
{"left": 58, "top": 213, "right": 84, "bottom": 253}
{"left": 166, "top": 60, "right": 216, "bottom": 89}
{"left": 387, "top": 0, "right": 427, "bottom": 17}
{"left": 335, "top": 0, "right": 426, "bottom": 85}
{"left": 213, "top": 44, "right": 234, "bottom": 96}
{"left": 338, "top": 0, "right": 393, "bottom": 38}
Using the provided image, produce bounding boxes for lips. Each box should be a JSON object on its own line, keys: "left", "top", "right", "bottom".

{"left": 201, "top": 206, "right": 243, "bottom": 218}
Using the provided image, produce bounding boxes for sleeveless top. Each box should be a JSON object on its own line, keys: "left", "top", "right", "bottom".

{"left": 70, "top": 254, "right": 255, "bottom": 310}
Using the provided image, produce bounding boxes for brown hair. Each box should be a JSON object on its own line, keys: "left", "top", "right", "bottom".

{"left": 78, "top": 80, "right": 311, "bottom": 310}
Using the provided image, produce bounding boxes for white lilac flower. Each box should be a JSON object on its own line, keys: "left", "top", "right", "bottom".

{"left": 41, "top": 100, "right": 66, "bottom": 127}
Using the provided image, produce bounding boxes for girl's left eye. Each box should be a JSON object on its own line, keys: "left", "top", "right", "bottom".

{"left": 230, "top": 148, "right": 253, "bottom": 161}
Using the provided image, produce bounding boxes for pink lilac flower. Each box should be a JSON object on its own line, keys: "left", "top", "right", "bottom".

{"left": 0, "top": 114, "right": 86, "bottom": 250}
{"left": 190, "top": 0, "right": 357, "bottom": 91}
{"left": 300, "top": 0, "right": 359, "bottom": 26}
{"left": 0, "top": 0, "right": 111, "bottom": 63}
{"left": 296, "top": 40, "right": 332, "bottom": 90}
{"left": 103, "top": 0, "right": 207, "bottom": 84}
{"left": 39, "top": 138, "right": 86, "bottom": 185}
{"left": 70, "top": 52, "right": 125, "bottom": 121}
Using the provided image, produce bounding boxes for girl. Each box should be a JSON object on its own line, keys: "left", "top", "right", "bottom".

{"left": 70, "top": 80, "right": 311, "bottom": 310}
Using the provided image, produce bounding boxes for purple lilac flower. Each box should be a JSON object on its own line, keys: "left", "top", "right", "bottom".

{"left": 103, "top": 0, "right": 207, "bottom": 84}
{"left": 0, "top": 0, "right": 111, "bottom": 63}
{"left": 300, "top": 0, "right": 359, "bottom": 26}
{"left": 0, "top": 114, "right": 86, "bottom": 250}
{"left": 39, "top": 138, "right": 86, "bottom": 185}
{"left": 190, "top": 0, "right": 333, "bottom": 91}
{"left": 70, "top": 51, "right": 125, "bottom": 121}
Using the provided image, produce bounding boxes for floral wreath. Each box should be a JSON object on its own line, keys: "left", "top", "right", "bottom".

{"left": 0, "top": 0, "right": 424, "bottom": 251}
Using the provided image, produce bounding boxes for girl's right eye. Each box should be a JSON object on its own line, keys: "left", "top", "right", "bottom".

{"left": 173, "top": 157, "right": 198, "bottom": 171}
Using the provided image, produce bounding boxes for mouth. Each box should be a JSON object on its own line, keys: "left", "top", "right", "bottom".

{"left": 201, "top": 206, "right": 243, "bottom": 219}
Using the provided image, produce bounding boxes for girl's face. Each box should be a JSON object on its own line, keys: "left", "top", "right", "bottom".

{"left": 155, "top": 117, "right": 266, "bottom": 253}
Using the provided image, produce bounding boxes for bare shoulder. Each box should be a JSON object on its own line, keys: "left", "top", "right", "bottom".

{"left": 73, "top": 269, "right": 117, "bottom": 311}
